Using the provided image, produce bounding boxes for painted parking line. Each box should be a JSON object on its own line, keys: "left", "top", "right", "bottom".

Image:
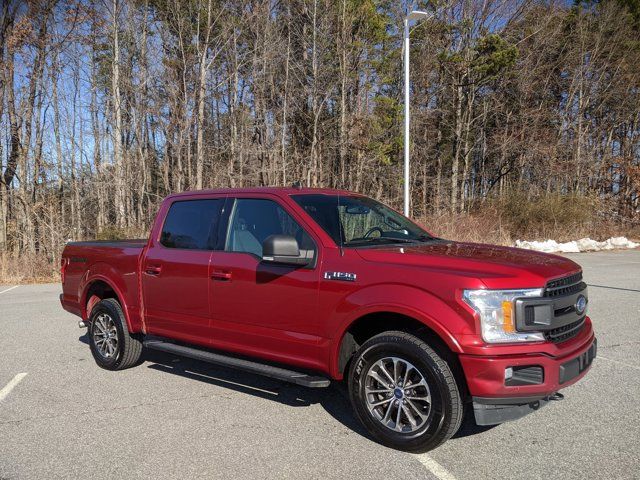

{"left": 588, "top": 284, "right": 640, "bottom": 293}
{"left": 0, "top": 373, "right": 28, "bottom": 402}
{"left": 0, "top": 285, "right": 19, "bottom": 295}
{"left": 416, "top": 454, "right": 458, "bottom": 480}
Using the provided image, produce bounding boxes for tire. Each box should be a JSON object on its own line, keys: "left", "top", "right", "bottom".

{"left": 347, "top": 331, "right": 463, "bottom": 452}
{"left": 88, "top": 298, "right": 143, "bottom": 370}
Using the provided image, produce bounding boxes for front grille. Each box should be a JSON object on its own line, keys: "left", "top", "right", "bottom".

{"left": 545, "top": 272, "right": 584, "bottom": 297}
{"left": 544, "top": 317, "right": 586, "bottom": 343}
{"left": 546, "top": 272, "right": 582, "bottom": 290}
{"left": 517, "top": 271, "right": 588, "bottom": 342}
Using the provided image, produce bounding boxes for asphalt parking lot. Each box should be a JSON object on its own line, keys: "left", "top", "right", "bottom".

{"left": 1, "top": 250, "right": 639, "bottom": 480}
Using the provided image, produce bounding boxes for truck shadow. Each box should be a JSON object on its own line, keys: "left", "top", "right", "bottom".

{"left": 144, "top": 348, "right": 493, "bottom": 442}
{"left": 452, "top": 409, "right": 496, "bottom": 439}
{"left": 141, "top": 348, "right": 367, "bottom": 436}
{"left": 79, "top": 333, "right": 492, "bottom": 443}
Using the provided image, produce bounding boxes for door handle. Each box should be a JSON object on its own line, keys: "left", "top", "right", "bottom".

{"left": 145, "top": 265, "right": 162, "bottom": 276}
{"left": 211, "top": 270, "right": 232, "bottom": 281}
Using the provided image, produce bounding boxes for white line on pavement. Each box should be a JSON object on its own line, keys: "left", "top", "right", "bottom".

{"left": 598, "top": 356, "right": 640, "bottom": 371}
{"left": 416, "top": 454, "right": 458, "bottom": 480}
{"left": 0, "top": 373, "right": 28, "bottom": 402}
{"left": 0, "top": 285, "right": 19, "bottom": 295}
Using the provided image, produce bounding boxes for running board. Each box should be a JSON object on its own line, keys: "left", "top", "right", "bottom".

{"left": 144, "top": 340, "right": 331, "bottom": 388}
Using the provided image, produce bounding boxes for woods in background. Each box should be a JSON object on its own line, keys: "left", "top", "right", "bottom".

{"left": 0, "top": 0, "right": 639, "bottom": 278}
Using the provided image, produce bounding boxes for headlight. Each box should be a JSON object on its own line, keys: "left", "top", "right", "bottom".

{"left": 463, "top": 289, "right": 545, "bottom": 343}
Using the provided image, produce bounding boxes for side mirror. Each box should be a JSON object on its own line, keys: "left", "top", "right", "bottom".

{"left": 262, "top": 235, "right": 310, "bottom": 266}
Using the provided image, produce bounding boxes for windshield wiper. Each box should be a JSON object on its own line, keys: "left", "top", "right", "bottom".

{"left": 416, "top": 234, "right": 437, "bottom": 242}
{"left": 382, "top": 237, "right": 420, "bottom": 244}
{"left": 345, "top": 234, "right": 437, "bottom": 247}
{"left": 346, "top": 237, "right": 416, "bottom": 247}
{"left": 380, "top": 234, "right": 438, "bottom": 244}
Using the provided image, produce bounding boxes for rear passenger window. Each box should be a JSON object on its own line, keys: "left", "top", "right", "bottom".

{"left": 160, "top": 199, "right": 223, "bottom": 250}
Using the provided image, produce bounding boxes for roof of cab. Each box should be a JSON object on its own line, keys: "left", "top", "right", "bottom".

{"left": 166, "top": 186, "right": 358, "bottom": 200}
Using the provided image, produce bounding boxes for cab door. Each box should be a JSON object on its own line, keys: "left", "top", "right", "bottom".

{"left": 142, "top": 197, "right": 224, "bottom": 347}
{"left": 209, "top": 196, "right": 324, "bottom": 370}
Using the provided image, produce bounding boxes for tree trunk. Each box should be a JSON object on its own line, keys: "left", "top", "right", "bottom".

{"left": 112, "top": 0, "right": 126, "bottom": 228}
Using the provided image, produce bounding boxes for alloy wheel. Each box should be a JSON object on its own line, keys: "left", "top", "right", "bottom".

{"left": 93, "top": 313, "right": 118, "bottom": 358}
{"left": 364, "top": 357, "right": 432, "bottom": 433}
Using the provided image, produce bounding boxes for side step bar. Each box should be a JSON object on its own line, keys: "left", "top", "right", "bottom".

{"left": 144, "top": 340, "right": 331, "bottom": 388}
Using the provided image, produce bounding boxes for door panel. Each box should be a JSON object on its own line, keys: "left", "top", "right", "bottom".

{"left": 209, "top": 197, "right": 323, "bottom": 369}
{"left": 211, "top": 251, "right": 322, "bottom": 365}
{"left": 142, "top": 197, "right": 224, "bottom": 346}
{"left": 142, "top": 248, "right": 212, "bottom": 345}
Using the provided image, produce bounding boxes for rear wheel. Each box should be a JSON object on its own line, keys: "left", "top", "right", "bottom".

{"left": 88, "top": 298, "right": 142, "bottom": 370}
{"left": 348, "top": 331, "right": 463, "bottom": 452}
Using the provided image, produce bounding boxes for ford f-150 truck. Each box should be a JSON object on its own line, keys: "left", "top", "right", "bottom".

{"left": 60, "top": 187, "right": 596, "bottom": 452}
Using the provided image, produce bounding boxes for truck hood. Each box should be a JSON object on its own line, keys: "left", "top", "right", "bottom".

{"left": 355, "top": 240, "right": 581, "bottom": 289}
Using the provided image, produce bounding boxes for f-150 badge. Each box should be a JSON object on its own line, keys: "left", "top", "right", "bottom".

{"left": 324, "top": 272, "right": 357, "bottom": 282}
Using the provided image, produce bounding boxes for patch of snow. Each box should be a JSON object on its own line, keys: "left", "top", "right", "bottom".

{"left": 515, "top": 236, "right": 639, "bottom": 253}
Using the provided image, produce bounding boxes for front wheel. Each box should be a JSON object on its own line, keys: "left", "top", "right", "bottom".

{"left": 88, "top": 298, "right": 143, "bottom": 370}
{"left": 347, "top": 331, "right": 463, "bottom": 452}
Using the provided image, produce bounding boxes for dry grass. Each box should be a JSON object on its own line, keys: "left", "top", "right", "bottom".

{"left": 418, "top": 210, "right": 514, "bottom": 245}
{"left": 421, "top": 212, "right": 640, "bottom": 246}
{"left": 421, "top": 194, "right": 640, "bottom": 245}
{"left": 0, "top": 252, "right": 59, "bottom": 285}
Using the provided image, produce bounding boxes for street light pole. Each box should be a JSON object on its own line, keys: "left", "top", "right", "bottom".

{"left": 403, "top": 17, "right": 411, "bottom": 217}
{"left": 403, "top": 10, "right": 432, "bottom": 218}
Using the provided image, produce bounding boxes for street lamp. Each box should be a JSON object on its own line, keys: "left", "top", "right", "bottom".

{"left": 403, "top": 9, "right": 432, "bottom": 217}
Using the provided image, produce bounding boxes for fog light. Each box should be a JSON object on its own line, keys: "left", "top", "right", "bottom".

{"left": 505, "top": 365, "right": 544, "bottom": 386}
{"left": 505, "top": 367, "right": 513, "bottom": 381}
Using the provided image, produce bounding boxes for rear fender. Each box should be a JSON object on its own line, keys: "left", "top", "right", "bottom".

{"left": 79, "top": 263, "right": 142, "bottom": 333}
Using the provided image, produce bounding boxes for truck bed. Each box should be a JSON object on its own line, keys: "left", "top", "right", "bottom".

{"left": 60, "top": 239, "right": 147, "bottom": 326}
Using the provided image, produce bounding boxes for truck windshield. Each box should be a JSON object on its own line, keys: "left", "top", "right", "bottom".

{"left": 291, "top": 194, "right": 435, "bottom": 247}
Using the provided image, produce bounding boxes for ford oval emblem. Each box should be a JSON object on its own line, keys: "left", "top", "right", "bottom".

{"left": 575, "top": 295, "right": 587, "bottom": 315}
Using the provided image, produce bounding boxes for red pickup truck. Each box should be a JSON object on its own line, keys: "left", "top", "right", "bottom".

{"left": 60, "top": 187, "right": 596, "bottom": 452}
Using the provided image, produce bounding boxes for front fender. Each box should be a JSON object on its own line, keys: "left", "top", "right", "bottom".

{"left": 328, "top": 283, "right": 473, "bottom": 378}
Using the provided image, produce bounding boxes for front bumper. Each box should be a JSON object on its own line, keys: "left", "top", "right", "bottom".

{"left": 472, "top": 394, "right": 554, "bottom": 426}
{"left": 460, "top": 334, "right": 597, "bottom": 425}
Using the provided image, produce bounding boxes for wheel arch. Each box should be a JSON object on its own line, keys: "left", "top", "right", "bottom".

{"left": 331, "top": 307, "right": 469, "bottom": 401}
{"left": 81, "top": 275, "right": 134, "bottom": 332}
{"left": 334, "top": 308, "right": 460, "bottom": 371}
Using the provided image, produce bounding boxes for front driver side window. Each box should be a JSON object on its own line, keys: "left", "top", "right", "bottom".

{"left": 225, "top": 198, "right": 315, "bottom": 259}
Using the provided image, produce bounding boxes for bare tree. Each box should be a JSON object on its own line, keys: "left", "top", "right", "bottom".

{"left": 0, "top": 0, "right": 638, "bottom": 279}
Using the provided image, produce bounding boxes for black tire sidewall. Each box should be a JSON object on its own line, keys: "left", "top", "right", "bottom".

{"left": 88, "top": 300, "right": 127, "bottom": 370}
{"left": 348, "top": 334, "right": 456, "bottom": 451}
